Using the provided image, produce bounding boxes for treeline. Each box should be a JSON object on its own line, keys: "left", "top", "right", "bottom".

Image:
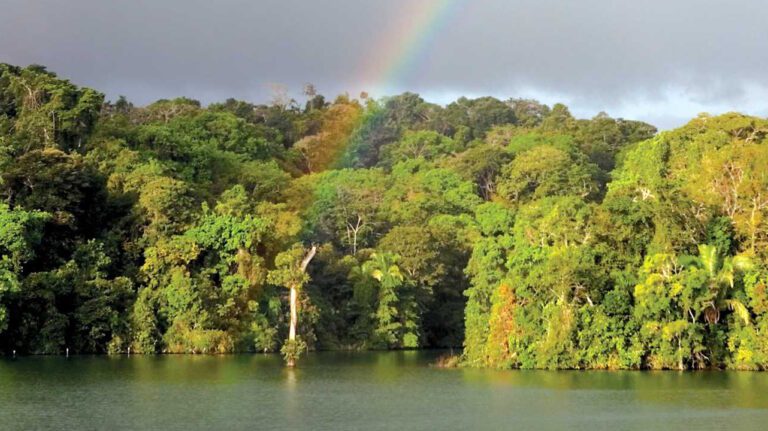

{"left": 464, "top": 114, "right": 768, "bottom": 371}
{"left": 1, "top": 64, "right": 767, "bottom": 370}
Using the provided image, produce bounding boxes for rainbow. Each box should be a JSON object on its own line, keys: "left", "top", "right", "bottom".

{"left": 359, "top": 0, "right": 466, "bottom": 96}
{"left": 298, "top": 0, "right": 466, "bottom": 173}
{"left": 299, "top": 1, "right": 467, "bottom": 245}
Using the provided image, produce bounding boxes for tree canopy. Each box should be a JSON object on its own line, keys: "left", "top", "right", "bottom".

{"left": 5, "top": 63, "right": 768, "bottom": 370}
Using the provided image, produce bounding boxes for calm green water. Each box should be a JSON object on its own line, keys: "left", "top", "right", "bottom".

{"left": 2, "top": 352, "right": 768, "bottom": 430}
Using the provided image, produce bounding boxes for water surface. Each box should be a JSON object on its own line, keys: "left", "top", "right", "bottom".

{"left": 2, "top": 351, "right": 768, "bottom": 430}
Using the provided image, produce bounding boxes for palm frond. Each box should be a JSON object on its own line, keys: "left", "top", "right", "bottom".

{"left": 726, "top": 299, "right": 751, "bottom": 325}
{"left": 371, "top": 269, "right": 383, "bottom": 281}
{"left": 732, "top": 254, "right": 755, "bottom": 272}
{"left": 698, "top": 244, "right": 718, "bottom": 277}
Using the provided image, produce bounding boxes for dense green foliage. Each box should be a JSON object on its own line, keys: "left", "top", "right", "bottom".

{"left": 464, "top": 114, "right": 768, "bottom": 370}
{"left": 3, "top": 64, "right": 768, "bottom": 369}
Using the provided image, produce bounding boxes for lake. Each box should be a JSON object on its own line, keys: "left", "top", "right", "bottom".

{"left": 2, "top": 351, "right": 768, "bottom": 430}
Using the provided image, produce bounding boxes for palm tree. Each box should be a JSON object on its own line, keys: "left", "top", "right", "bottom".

{"left": 362, "top": 252, "right": 406, "bottom": 347}
{"left": 363, "top": 252, "right": 404, "bottom": 287}
{"left": 682, "top": 244, "right": 753, "bottom": 325}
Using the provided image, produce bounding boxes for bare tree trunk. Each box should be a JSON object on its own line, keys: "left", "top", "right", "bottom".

{"left": 289, "top": 286, "right": 298, "bottom": 341}
{"left": 352, "top": 226, "right": 358, "bottom": 255}
{"left": 286, "top": 245, "right": 317, "bottom": 367}
{"left": 346, "top": 216, "right": 362, "bottom": 255}
{"left": 287, "top": 286, "right": 299, "bottom": 367}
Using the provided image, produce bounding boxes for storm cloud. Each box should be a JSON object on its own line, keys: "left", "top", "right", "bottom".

{"left": 2, "top": 0, "right": 767, "bottom": 128}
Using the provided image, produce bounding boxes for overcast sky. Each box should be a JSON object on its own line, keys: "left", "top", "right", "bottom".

{"left": 2, "top": 0, "right": 767, "bottom": 129}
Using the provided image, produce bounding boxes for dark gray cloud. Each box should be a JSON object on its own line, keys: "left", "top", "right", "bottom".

{"left": 2, "top": 0, "right": 767, "bottom": 128}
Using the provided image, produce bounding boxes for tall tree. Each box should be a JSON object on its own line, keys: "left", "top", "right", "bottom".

{"left": 268, "top": 244, "right": 317, "bottom": 366}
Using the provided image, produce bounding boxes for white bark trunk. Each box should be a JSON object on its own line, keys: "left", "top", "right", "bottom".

{"left": 286, "top": 245, "right": 317, "bottom": 368}
{"left": 289, "top": 286, "right": 298, "bottom": 341}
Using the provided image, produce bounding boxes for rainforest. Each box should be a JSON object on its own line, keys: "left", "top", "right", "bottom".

{"left": 2, "top": 63, "right": 768, "bottom": 371}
